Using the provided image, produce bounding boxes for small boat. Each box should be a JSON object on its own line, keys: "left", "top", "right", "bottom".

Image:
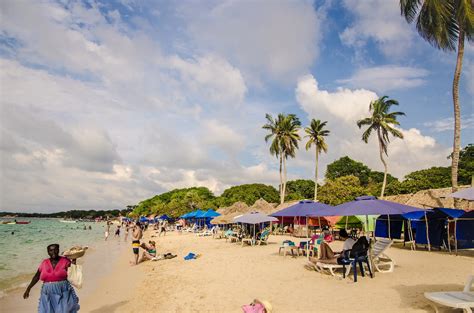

{"left": 16, "top": 221, "right": 30, "bottom": 224}
{"left": 59, "top": 220, "right": 77, "bottom": 223}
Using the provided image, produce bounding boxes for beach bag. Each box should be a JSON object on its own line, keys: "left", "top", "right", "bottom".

{"left": 349, "top": 236, "right": 370, "bottom": 258}
{"left": 68, "top": 264, "right": 83, "bottom": 289}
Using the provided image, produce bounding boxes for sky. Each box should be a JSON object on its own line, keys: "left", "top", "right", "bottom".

{"left": 0, "top": 0, "right": 473, "bottom": 212}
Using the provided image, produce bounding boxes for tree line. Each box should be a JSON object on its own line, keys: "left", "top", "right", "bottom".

{"left": 130, "top": 145, "right": 472, "bottom": 217}
{"left": 0, "top": 209, "right": 130, "bottom": 219}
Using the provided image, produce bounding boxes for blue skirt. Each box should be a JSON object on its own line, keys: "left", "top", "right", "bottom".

{"left": 39, "top": 280, "right": 80, "bottom": 313}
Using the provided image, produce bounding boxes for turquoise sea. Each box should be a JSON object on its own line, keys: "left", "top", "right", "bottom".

{"left": 0, "top": 218, "right": 107, "bottom": 297}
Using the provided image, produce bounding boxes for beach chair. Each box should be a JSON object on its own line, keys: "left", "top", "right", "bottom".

{"left": 424, "top": 275, "right": 474, "bottom": 313}
{"left": 241, "top": 237, "right": 253, "bottom": 246}
{"left": 197, "top": 226, "right": 214, "bottom": 237}
{"left": 370, "top": 238, "right": 395, "bottom": 273}
{"left": 256, "top": 230, "right": 270, "bottom": 246}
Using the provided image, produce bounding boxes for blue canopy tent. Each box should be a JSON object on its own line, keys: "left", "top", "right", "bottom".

{"left": 159, "top": 214, "right": 171, "bottom": 220}
{"left": 139, "top": 216, "right": 148, "bottom": 223}
{"left": 457, "top": 210, "right": 474, "bottom": 250}
{"left": 398, "top": 208, "right": 468, "bottom": 252}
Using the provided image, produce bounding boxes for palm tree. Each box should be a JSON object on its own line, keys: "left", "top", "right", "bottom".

{"left": 357, "top": 96, "right": 405, "bottom": 198}
{"left": 279, "top": 114, "right": 301, "bottom": 203}
{"left": 399, "top": 0, "right": 473, "bottom": 192}
{"left": 263, "top": 113, "right": 301, "bottom": 204}
{"left": 305, "top": 119, "right": 330, "bottom": 201}
{"left": 263, "top": 113, "right": 284, "bottom": 202}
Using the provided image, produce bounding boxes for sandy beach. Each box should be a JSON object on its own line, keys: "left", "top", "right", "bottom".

{"left": 1, "top": 228, "right": 472, "bottom": 313}
{"left": 115, "top": 229, "right": 472, "bottom": 313}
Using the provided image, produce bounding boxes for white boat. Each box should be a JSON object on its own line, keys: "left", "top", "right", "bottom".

{"left": 59, "top": 220, "right": 77, "bottom": 223}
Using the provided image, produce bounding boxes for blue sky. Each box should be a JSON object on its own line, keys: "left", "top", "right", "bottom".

{"left": 0, "top": 0, "right": 473, "bottom": 212}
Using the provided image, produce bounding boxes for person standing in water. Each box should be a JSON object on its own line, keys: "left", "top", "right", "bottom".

{"left": 104, "top": 221, "right": 111, "bottom": 241}
{"left": 23, "top": 244, "right": 80, "bottom": 312}
{"left": 131, "top": 222, "right": 143, "bottom": 265}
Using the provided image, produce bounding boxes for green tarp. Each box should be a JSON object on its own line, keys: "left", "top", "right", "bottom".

{"left": 334, "top": 215, "right": 378, "bottom": 231}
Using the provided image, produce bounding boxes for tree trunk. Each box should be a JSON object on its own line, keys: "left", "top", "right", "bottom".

{"left": 279, "top": 155, "right": 283, "bottom": 204}
{"left": 314, "top": 148, "right": 319, "bottom": 201}
{"left": 282, "top": 156, "right": 287, "bottom": 204}
{"left": 451, "top": 28, "right": 464, "bottom": 194}
{"left": 378, "top": 130, "right": 388, "bottom": 199}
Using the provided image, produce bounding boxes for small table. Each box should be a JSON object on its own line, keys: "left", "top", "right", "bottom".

{"left": 279, "top": 245, "right": 300, "bottom": 257}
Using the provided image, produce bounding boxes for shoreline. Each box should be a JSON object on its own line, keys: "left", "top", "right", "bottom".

{"left": 0, "top": 233, "right": 143, "bottom": 312}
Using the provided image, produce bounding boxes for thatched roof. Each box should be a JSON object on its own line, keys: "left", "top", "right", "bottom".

{"left": 217, "top": 201, "right": 250, "bottom": 216}
{"left": 250, "top": 198, "right": 276, "bottom": 214}
{"left": 385, "top": 186, "right": 473, "bottom": 211}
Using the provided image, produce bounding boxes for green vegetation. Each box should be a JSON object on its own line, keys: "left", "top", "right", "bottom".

{"left": 0, "top": 209, "right": 128, "bottom": 219}
{"left": 285, "top": 179, "right": 315, "bottom": 200}
{"left": 357, "top": 96, "right": 405, "bottom": 197}
{"left": 217, "top": 183, "right": 279, "bottom": 206}
{"left": 400, "top": 0, "right": 473, "bottom": 192}
{"left": 128, "top": 146, "right": 471, "bottom": 218}
{"left": 318, "top": 176, "right": 367, "bottom": 206}
{"left": 326, "top": 156, "right": 373, "bottom": 186}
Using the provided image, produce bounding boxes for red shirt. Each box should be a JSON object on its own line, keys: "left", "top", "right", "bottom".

{"left": 38, "top": 257, "right": 71, "bottom": 282}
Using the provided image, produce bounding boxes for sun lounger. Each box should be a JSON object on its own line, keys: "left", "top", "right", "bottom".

{"left": 314, "top": 262, "right": 351, "bottom": 278}
{"left": 197, "top": 226, "right": 215, "bottom": 237}
{"left": 256, "top": 230, "right": 270, "bottom": 246}
{"left": 371, "top": 238, "right": 395, "bottom": 273}
{"left": 424, "top": 275, "right": 474, "bottom": 313}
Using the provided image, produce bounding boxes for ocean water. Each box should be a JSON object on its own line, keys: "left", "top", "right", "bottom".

{"left": 0, "top": 218, "right": 109, "bottom": 297}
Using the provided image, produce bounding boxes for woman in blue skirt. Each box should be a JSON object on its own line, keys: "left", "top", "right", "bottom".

{"left": 23, "top": 244, "right": 80, "bottom": 312}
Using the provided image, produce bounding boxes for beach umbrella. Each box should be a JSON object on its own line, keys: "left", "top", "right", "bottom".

{"left": 309, "top": 196, "right": 423, "bottom": 239}
{"left": 159, "top": 214, "right": 170, "bottom": 220}
{"left": 202, "top": 209, "right": 220, "bottom": 218}
{"left": 234, "top": 212, "right": 278, "bottom": 224}
{"left": 447, "top": 187, "right": 474, "bottom": 201}
{"left": 234, "top": 212, "right": 278, "bottom": 245}
{"left": 271, "top": 200, "right": 333, "bottom": 217}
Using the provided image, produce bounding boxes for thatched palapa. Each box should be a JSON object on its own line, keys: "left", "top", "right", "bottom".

{"left": 384, "top": 186, "right": 473, "bottom": 211}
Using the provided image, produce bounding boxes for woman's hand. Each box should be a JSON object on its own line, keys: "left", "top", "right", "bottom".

{"left": 23, "top": 288, "right": 30, "bottom": 299}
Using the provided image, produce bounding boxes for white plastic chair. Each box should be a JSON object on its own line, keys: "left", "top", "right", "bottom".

{"left": 371, "top": 238, "right": 395, "bottom": 273}
{"left": 424, "top": 275, "right": 474, "bottom": 313}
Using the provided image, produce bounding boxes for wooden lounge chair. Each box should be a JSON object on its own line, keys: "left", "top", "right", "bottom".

{"left": 370, "top": 238, "right": 395, "bottom": 273}
{"left": 424, "top": 275, "right": 474, "bottom": 313}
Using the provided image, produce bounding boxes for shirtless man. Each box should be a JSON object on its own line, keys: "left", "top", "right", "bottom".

{"left": 132, "top": 222, "right": 143, "bottom": 265}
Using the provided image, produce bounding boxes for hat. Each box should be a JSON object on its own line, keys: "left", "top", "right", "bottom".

{"left": 257, "top": 300, "right": 272, "bottom": 313}
{"left": 63, "top": 246, "right": 88, "bottom": 259}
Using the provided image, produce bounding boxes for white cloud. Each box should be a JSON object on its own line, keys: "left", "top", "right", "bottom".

{"left": 181, "top": 0, "right": 323, "bottom": 84}
{"left": 424, "top": 115, "right": 474, "bottom": 133}
{"left": 295, "top": 74, "right": 450, "bottom": 179}
{"left": 339, "top": 0, "right": 414, "bottom": 58}
{"left": 338, "top": 65, "right": 429, "bottom": 93}
{"left": 167, "top": 54, "right": 247, "bottom": 106}
{"left": 296, "top": 74, "right": 378, "bottom": 122}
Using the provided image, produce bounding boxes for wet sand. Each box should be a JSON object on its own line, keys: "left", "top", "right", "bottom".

{"left": 0, "top": 235, "right": 143, "bottom": 312}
